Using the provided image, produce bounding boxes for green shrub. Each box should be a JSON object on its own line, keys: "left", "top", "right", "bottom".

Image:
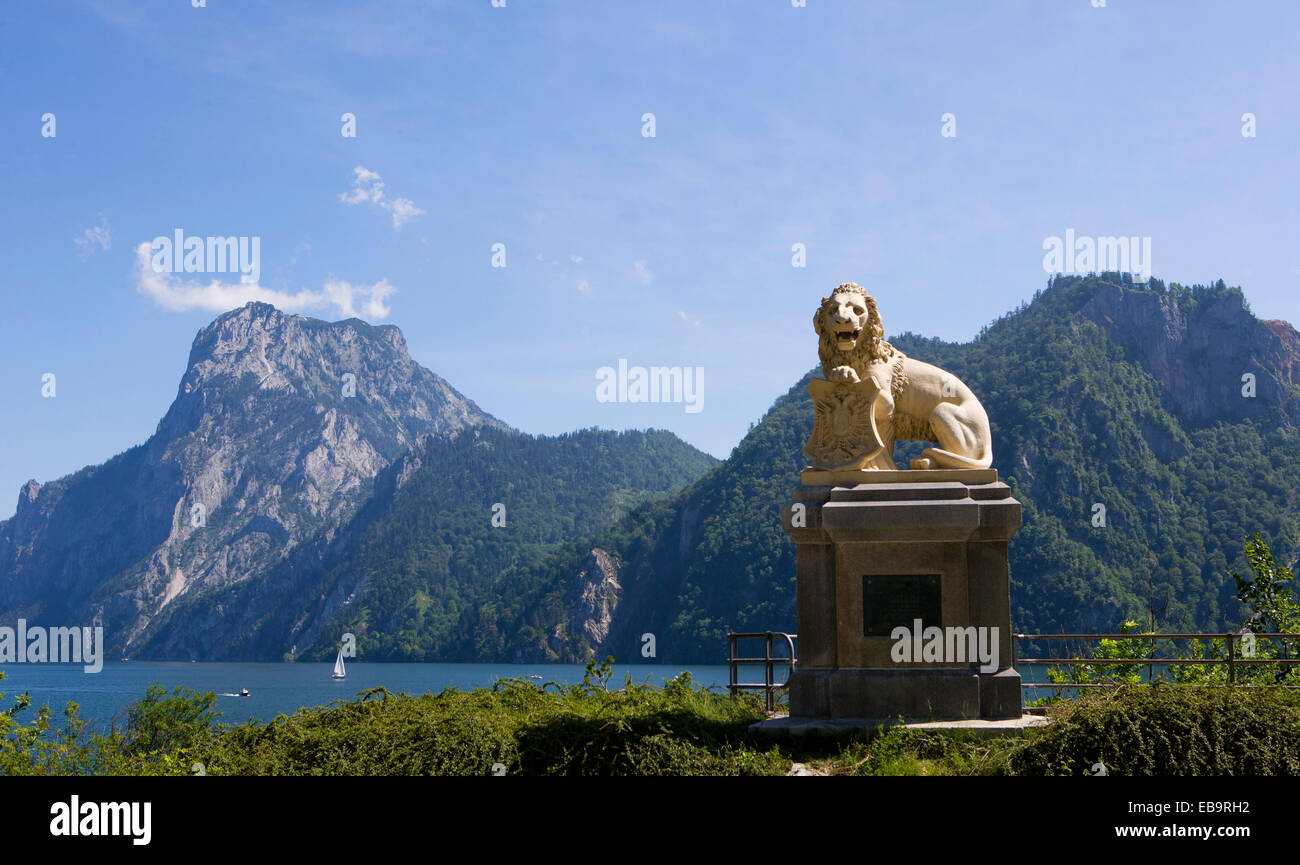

{"left": 194, "top": 670, "right": 785, "bottom": 776}
{"left": 1006, "top": 685, "right": 1300, "bottom": 776}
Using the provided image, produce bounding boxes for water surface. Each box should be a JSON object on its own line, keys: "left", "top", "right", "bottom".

{"left": 2, "top": 661, "right": 1058, "bottom": 731}
{"left": 0, "top": 662, "right": 738, "bottom": 731}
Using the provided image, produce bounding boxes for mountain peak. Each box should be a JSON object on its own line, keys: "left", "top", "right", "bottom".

{"left": 194, "top": 302, "right": 411, "bottom": 369}
{"left": 206, "top": 299, "right": 286, "bottom": 331}
{"left": 2, "top": 303, "right": 506, "bottom": 656}
{"left": 165, "top": 301, "right": 505, "bottom": 450}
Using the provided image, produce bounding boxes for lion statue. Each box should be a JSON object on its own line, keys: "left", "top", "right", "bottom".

{"left": 813, "top": 283, "right": 992, "bottom": 470}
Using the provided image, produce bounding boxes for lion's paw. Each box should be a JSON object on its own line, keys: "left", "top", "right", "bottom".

{"left": 829, "top": 365, "right": 860, "bottom": 383}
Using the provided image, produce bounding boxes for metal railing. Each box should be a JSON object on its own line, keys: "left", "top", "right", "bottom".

{"left": 1014, "top": 632, "right": 1300, "bottom": 690}
{"left": 727, "top": 631, "right": 797, "bottom": 711}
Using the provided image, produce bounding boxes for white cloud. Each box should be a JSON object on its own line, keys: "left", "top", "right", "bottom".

{"left": 325, "top": 277, "right": 395, "bottom": 319}
{"left": 133, "top": 242, "right": 395, "bottom": 320}
{"left": 339, "top": 166, "right": 383, "bottom": 204}
{"left": 576, "top": 279, "right": 592, "bottom": 297}
{"left": 633, "top": 259, "right": 653, "bottom": 284}
{"left": 677, "top": 309, "right": 701, "bottom": 327}
{"left": 569, "top": 254, "right": 583, "bottom": 263}
{"left": 339, "top": 165, "right": 426, "bottom": 229}
{"left": 75, "top": 215, "right": 112, "bottom": 259}
{"left": 387, "top": 197, "right": 425, "bottom": 228}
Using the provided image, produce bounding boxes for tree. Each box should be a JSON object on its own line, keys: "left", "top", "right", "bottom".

{"left": 1230, "top": 533, "right": 1299, "bottom": 683}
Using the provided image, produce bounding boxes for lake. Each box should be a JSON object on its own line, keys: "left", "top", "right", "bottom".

{"left": 1, "top": 661, "right": 1058, "bottom": 731}
{"left": 0, "top": 662, "right": 741, "bottom": 731}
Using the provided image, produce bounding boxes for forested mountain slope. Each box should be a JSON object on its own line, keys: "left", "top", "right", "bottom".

{"left": 488, "top": 275, "right": 1300, "bottom": 662}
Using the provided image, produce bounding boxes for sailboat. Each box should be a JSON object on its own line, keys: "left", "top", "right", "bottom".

{"left": 332, "top": 648, "right": 346, "bottom": 679}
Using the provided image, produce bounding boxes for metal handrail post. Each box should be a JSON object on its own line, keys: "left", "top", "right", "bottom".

{"left": 728, "top": 633, "right": 737, "bottom": 693}
{"left": 1227, "top": 633, "right": 1235, "bottom": 685}
{"left": 765, "top": 631, "right": 775, "bottom": 711}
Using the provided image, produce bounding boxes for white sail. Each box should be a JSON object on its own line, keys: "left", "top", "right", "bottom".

{"left": 333, "top": 649, "right": 346, "bottom": 678}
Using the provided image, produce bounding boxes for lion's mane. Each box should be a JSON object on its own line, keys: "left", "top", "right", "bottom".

{"left": 814, "top": 283, "right": 908, "bottom": 404}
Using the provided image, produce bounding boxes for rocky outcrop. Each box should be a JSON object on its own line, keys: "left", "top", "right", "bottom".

{"left": 567, "top": 549, "right": 623, "bottom": 654}
{"left": 548, "top": 546, "right": 624, "bottom": 655}
{"left": 1080, "top": 282, "right": 1300, "bottom": 427}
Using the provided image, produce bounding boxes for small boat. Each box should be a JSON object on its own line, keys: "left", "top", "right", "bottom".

{"left": 239, "top": 688, "right": 249, "bottom": 698}
{"left": 332, "top": 648, "right": 347, "bottom": 679}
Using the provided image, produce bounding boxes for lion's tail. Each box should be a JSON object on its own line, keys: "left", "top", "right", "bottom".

{"left": 919, "top": 446, "right": 992, "bottom": 470}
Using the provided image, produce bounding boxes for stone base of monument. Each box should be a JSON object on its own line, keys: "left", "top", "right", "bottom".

{"left": 778, "top": 468, "right": 1024, "bottom": 725}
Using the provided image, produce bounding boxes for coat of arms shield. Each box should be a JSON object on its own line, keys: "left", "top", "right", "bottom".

{"left": 803, "top": 377, "right": 886, "bottom": 470}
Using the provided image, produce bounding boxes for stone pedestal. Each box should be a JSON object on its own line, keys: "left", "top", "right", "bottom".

{"left": 781, "top": 469, "right": 1022, "bottom": 722}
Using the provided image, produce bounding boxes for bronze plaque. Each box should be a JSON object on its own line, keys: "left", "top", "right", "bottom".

{"left": 863, "top": 574, "right": 942, "bottom": 636}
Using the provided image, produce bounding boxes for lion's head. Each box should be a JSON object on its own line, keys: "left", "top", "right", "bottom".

{"left": 814, "top": 283, "right": 893, "bottom": 376}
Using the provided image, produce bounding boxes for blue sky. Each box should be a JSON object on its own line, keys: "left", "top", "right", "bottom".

{"left": 2, "top": 0, "right": 1299, "bottom": 518}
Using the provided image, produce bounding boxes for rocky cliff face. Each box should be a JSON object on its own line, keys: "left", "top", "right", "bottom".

{"left": 566, "top": 549, "right": 623, "bottom": 653}
{"left": 1079, "top": 281, "right": 1300, "bottom": 427}
{"left": 0, "top": 302, "right": 504, "bottom": 657}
